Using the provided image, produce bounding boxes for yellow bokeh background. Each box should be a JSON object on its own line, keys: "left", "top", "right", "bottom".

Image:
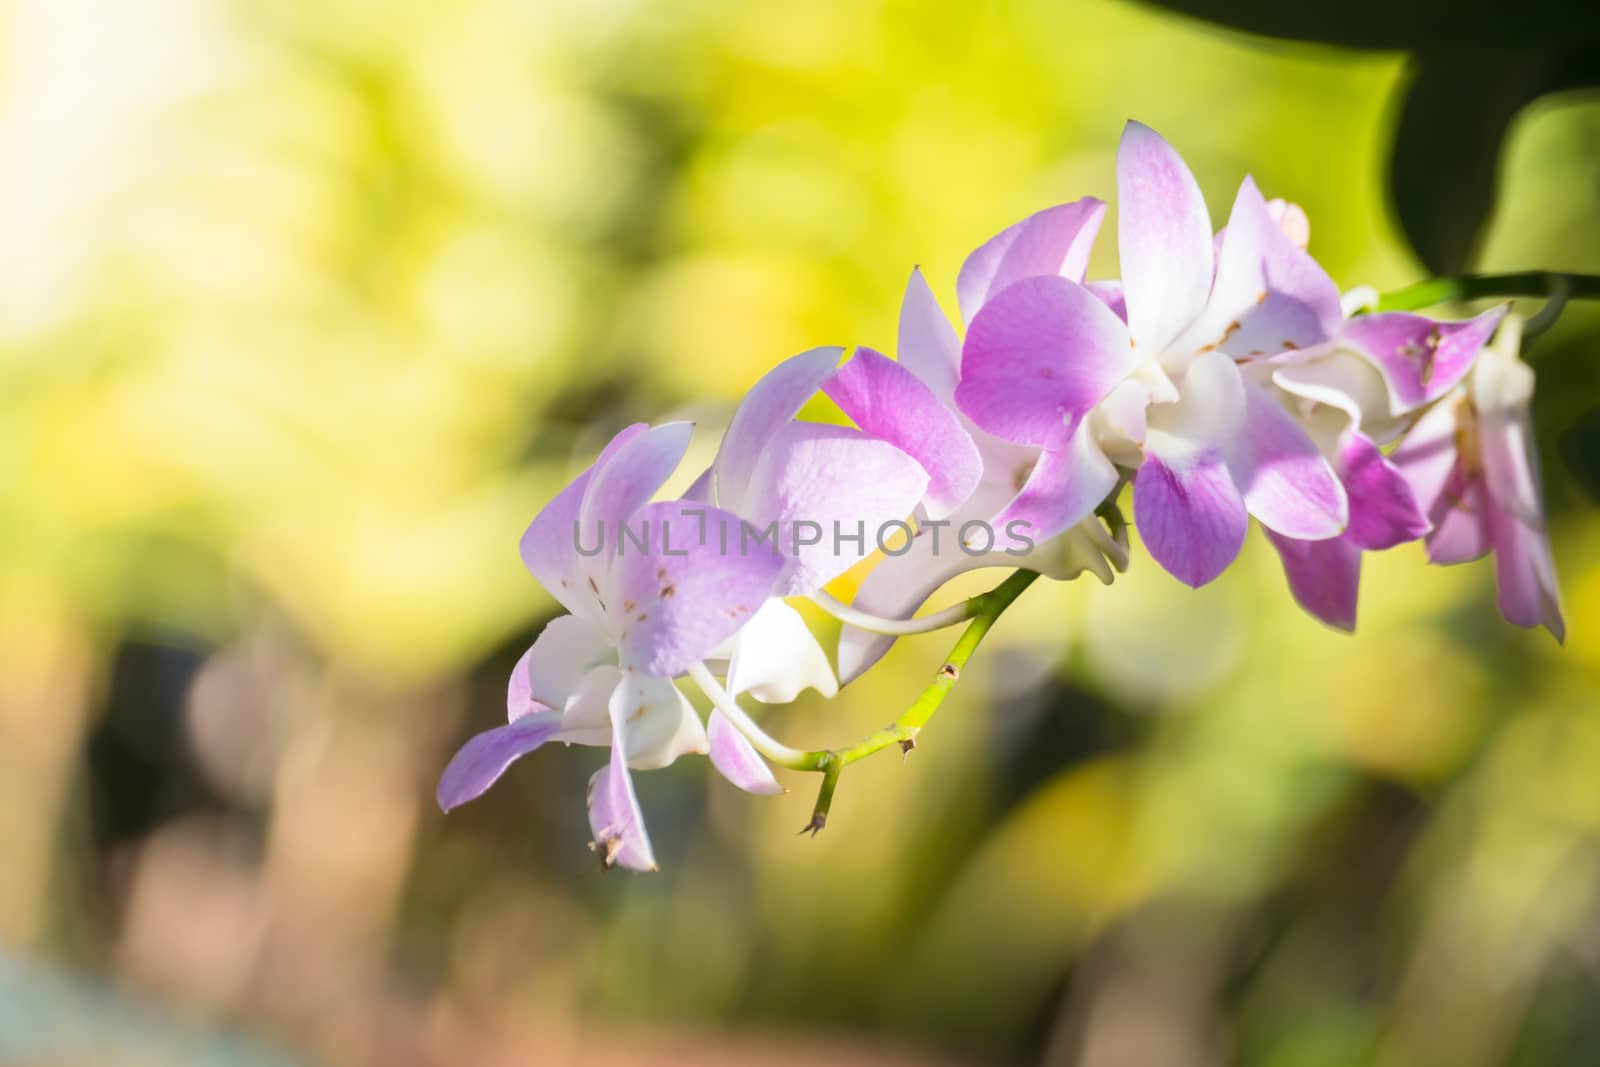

{"left": 2, "top": 1, "right": 1598, "bottom": 1064}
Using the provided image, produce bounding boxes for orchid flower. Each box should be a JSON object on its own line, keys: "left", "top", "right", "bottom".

{"left": 835, "top": 206, "right": 1136, "bottom": 681}
{"left": 1264, "top": 303, "right": 1507, "bottom": 628}
{"left": 436, "top": 422, "right": 788, "bottom": 870}
{"left": 691, "top": 344, "right": 1014, "bottom": 683}
{"left": 1390, "top": 314, "right": 1565, "bottom": 640}
{"left": 956, "top": 121, "right": 1350, "bottom": 588}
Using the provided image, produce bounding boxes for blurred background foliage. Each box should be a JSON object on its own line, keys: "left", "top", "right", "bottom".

{"left": 1, "top": 1, "right": 1598, "bottom": 1065}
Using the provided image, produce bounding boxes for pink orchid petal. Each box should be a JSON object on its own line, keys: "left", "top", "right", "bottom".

{"left": 1341, "top": 306, "right": 1505, "bottom": 413}
{"left": 1266, "top": 530, "right": 1360, "bottom": 632}
{"left": 1223, "top": 378, "right": 1348, "bottom": 540}
{"left": 1476, "top": 400, "right": 1563, "bottom": 640}
{"left": 1488, "top": 506, "right": 1565, "bottom": 642}
{"left": 607, "top": 500, "right": 783, "bottom": 678}
{"left": 1389, "top": 398, "right": 1463, "bottom": 518}
{"left": 990, "top": 421, "right": 1118, "bottom": 545}
{"left": 578, "top": 421, "right": 694, "bottom": 553}
{"left": 510, "top": 614, "right": 614, "bottom": 717}
{"left": 898, "top": 268, "right": 962, "bottom": 403}
{"left": 956, "top": 274, "right": 1137, "bottom": 447}
{"left": 1187, "top": 175, "right": 1342, "bottom": 358}
{"left": 824, "top": 346, "right": 982, "bottom": 520}
{"left": 1134, "top": 444, "right": 1248, "bottom": 588}
{"left": 587, "top": 701, "right": 656, "bottom": 871}
{"left": 1338, "top": 430, "right": 1428, "bottom": 551}
{"left": 1085, "top": 279, "right": 1127, "bottom": 323}
{"left": 1116, "top": 121, "right": 1215, "bottom": 355}
{"left": 956, "top": 198, "right": 1106, "bottom": 324}
{"left": 743, "top": 421, "right": 930, "bottom": 596}
{"left": 1425, "top": 467, "right": 1491, "bottom": 564}
{"left": 437, "top": 711, "right": 563, "bottom": 812}
{"left": 714, "top": 346, "right": 842, "bottom": 508}
{"left": 519, "top": 422, "right": 648, "bottom": 619}
{"left": 707, "top": 711, "right": 784, "bottom": 796}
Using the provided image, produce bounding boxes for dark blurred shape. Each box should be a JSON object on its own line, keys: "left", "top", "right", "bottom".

{"left": 1559, "top": 406, "right": 1600, "bottom": 504}
{"left": 1392, "top": 47, "right": 1600, "bottom": 274}
{"left": 1133, "top": 0, "right": 1600, "bottom": 50}
{"left": 1137, "top": 0, "right": 1600, "bottom": 271}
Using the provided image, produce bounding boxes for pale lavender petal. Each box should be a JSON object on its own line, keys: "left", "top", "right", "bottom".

{"left": 1116, "top": 121, "right": 1215, "bottom": 354}
{"left": 1425, "top": 467, "right": 1491, "bottom": 564}
{"left": 1488, "top": 506, "right": 1565, "bottom": 641}
{"left": 1266, "top": 531, "right": 1360, "bottom": 632}
{"left": 956, "top": 274, "right": 1137, "bottom": 447}
{"left": 990, "top": 421, "right": 1118, "bottom": 545}
{"left": 607, "top": 500, "right": 784, "bottom": 678}
{"left": 956, "top": 198, "right": 1106, "bottom": 323}
{"left": 520, "top": 423, "right": 647, "bottom": 619}
{"left": 681, "top": 464, "right": 714, "bottom": 504}
{"left": 1389, "top": 398, "right": 1463, "bottom": 517}
{"left": 1223, "top": 378, "right": 1348, "bottom": 540}
{"left": 713, "top": 346, "right": 843, "bottom": 509}
{"left": 1340, "top": 306, "right": 1505, "bottom": 413}
{"left": 898, "top": 268, "right": 962, "bottom": 402}
{"left": 510, "top": 614, "right": 614, "bottom": 717}
{"left": 578, "top": 421, "right": 695, "bottom": 555}
{"left": 1134, "top": 445, "right": 1248, "bottom": 588}
{"left": 707, "top": 711, "right": 784, "bottom": 796}
{"left": 824, "top": 346, "right": 982, "bottom": 520}
{"left": 587, "top": 716, "right": 656, "bottom": 872}
{"left": 1477, "top": 400, "right": 1563, "bottom": 640}
{"left": 437, "top": 711, "right": 563, "bottom": 812}
{"left": 1085, "top": 280, "right": 1127, "bottom": 323}
{"left": 1338, "top": 430, "right": 1428, "bottom": 551}
{"left": 742, "top": 422, "right": 930, "bottom": 596}
{"left": 1187, "top": 175, "right": 1342, "bottom": 357}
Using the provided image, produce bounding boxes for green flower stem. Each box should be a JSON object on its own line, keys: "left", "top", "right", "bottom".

{"left": 1376, "top": 272, "right": 1600, "bottom": 312}
{"left": 795, "top": 568, "right": 1041, "bottom": 833}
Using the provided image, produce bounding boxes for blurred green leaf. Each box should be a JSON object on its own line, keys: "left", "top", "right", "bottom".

{"left": 1390, "top": 47, "right": 1600, "bottom": 274}
{"left": 1559, "top": 407, "right": 1600, "bottom": 504}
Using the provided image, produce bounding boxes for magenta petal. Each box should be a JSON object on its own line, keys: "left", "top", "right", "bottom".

{"left": 1116, "top": 121, "right": 1215, "bottom": 354}
{"left": 608, "top": 500, "right": 783, "bottom": 678}
{"left": 956, "top": 274, "right": 1136, "bottom": 447}
{"left": 1338, "top": 430, "right": 1428, "bottom": 551}
{"left": 1194, "top": 175, "right": 1343, "bottom": 356}
{"left": 437, "top": 711, "right": 563, "bottom": 812}
{"left": 898, "top": 268, "right": 962, "bottom": 403}
{"left": 824, "top": 346, "right": 983, "bottom": 520}
{"left": 707, "top": 711, "right": 784, "bottom": 796}
{"left": 956, "top": 198, "right": 1106, "bottom": 324}
{"left": 1389, "top": 399, "right": 1462, "bottom": 518}
{"left": 520, "top": 422, "right": 647, "bottom": 618}
{"left": 1134, "top": 447, "right": 1248, "bottom": 588}
{"left": 1341, "top": 306, "right": 1505, "bottom": 413}
{"left": 991, "top": 422, "right": 1118, "bottom": 545}
{"left": 1267, "top": 531, "right": 1360, "bottom": 632}
{"left": 587, "top": 735, "right": 656, "bottom": 872}
{"left": 714, "top": 346, "right": 842, "bottom": 507}
{"left": 1223, "top": 378, "right": 1347, "bottom": 540}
